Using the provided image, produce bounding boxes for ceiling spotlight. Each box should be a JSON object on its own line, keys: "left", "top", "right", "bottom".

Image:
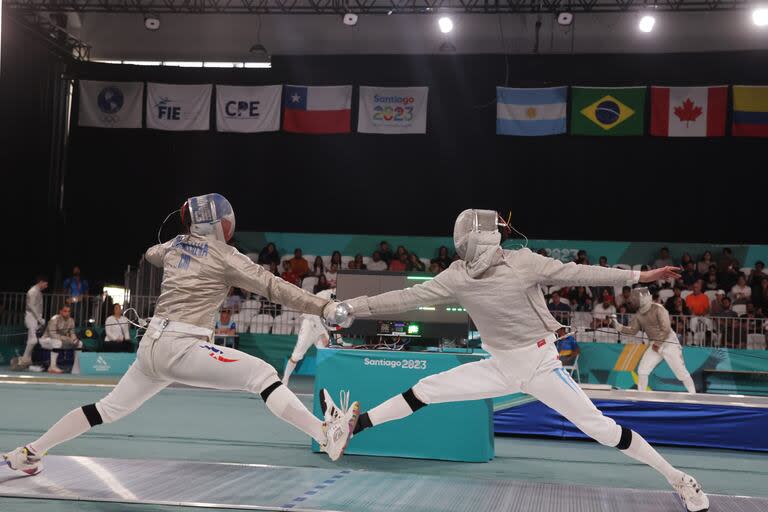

{"left": 438, "top": 16, "right": 454, "bottom": 34}
{"left": 387, "top": 9, "right": 394, "bottom": 15}
{"left": 557, "top": 12, "right": 574, "bottom": 26}
{"left": 638, "top": 15, "right": 656, "bottom": 33}
{"left": 754, "top": 8, "right": 768, "bottom": 26}
{"left": 343, "top": 12, "right": 359, "bottom": 26}
{"left": 144, "top": 16, "right": 160, "bottom": 31}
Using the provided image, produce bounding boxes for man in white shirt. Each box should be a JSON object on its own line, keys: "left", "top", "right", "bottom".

{"left": 14, "top": 276, "right": 49, "bottom": 369}
{"left": 367, "top": 251, "right": 388, "bottom": 271}
{"left": 325, "top": 264, "right": 339, "bottom": 287}
{"left": 591, "top": 295, "right": 617, "bottom": 329}
{"left": 653, "top": 247, "right": 675, "bottom": 269}
{"left": 104, "top": 304, "right": 133, "bottom": 352}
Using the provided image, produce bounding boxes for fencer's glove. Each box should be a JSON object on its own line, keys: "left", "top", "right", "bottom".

{"left": 323, "top": 301, "right": 355, "bottom": 329}
{"left": 608, "top": 314, "right": 621, "bottom": 330}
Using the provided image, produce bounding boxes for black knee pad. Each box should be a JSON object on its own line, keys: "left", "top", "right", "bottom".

{"left": 260, "top": 380, "right": 283, "bottom": 402}
{"left": 402, "top": 388, "right": 427, "bottom": 412}
{"left": 82, "top": 403, "right": 103, "bottom": 427}
{"left": 616, "top": 426, "right": 633, "bottom": 450}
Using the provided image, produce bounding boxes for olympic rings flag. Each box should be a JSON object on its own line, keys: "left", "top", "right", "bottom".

{"left": 357, "top": 86, "right": 428, "bottom": 134}
{"left": 78, "top": 80, "right": 143, "bottom": 129}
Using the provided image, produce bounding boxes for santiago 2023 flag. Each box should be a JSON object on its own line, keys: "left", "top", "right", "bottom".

{"left": 496, "top": 87, "right": 567, "bottom": 136}
{"left": 78, "top": 80, "right": 143, "bottom": 128}
{"left": 357, "top": 86, "right": 428, "bottom": 134}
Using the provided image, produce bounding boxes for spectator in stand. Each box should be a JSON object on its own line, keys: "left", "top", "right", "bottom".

{"left": 215, "top": 309, "right": 237, "bottom": 335}
{"left": 407, "top": 253, "right": 426, "bottom": 272}
{"left": 748, "top": 261, "right": 767, "bottom": 286}
{"left": 568, "top": 286, "right": 593, "bottom": 312}
{"left": 752, "top": 277, "right": 768, "bottom": 312}
{"left": 685, "top": 280, "right": 710, "bottom": 317}
{"left": 679, "top": 261, "right": 700, "bottom": 290}
{"left": 389, "top": 253, "right": 408, "bottom": 272}
{"left": 428, "top": 262, "right": 443, "bottom": 274}
{"left": 556, "top": 336, "right": 580, "bottom": 367}
{"left": 714, "top": 296, "right": 738, "bottom": 318}
{"left": 330, "top": 251, "right": 343, "bottom": 268}
{"left": 547, "top": 291, "right": 571, "bottom": 325}
{"left": 288, "top": 249, "right": 310, "bottom": 278}
{"left": 325, "top": 264, "right": 339, "bottom": 287}
{"left": 225, "top": 288, "right": 242, "bottom": 313}
{"left": 268, "top": 262, "right": 280, "bottom": 276}
{"left": 597, "top": 256, "right": 609, "bottom": 267}
{"left": 378, "top": 241, "right": 394, "bottom": 265}
{"left": 104, "top": 304, "right": 133, "bottom": 352}
{"left": 432, "top": 246, "right": 452, "bottom": 270}
{"left": 730, "top": 274, "right": 752, "bottom": 305}
{"left": 591, "top": 292, "right": 616, "bottom": 329}
{"left": 616, "top": 304, "right": 631, "bottom": 326}
{"left": 63, "top": 266, "right": 89, "bottom": 326}
{"left": 280, "top": 261, "right": 300, "bottom": 286}
{"left": 697, "top": 251, "right": 714, "bottom": 275}
{"left": 537, "top": 248, "right": 549, "bottom": 256}
{"left": 576, "top": 250, "right": 589, "bottom": 265}
{"left": 615, "top": 286, "right": 637, "bottom": 313}
{"left": 653, "top": 247, "right": 674, "bottom": 269}
{"left": 710, "top": 290, "right": 727, "bottom": 315}
{"left": 717, "top": 248, "right": 740, "bottom": 291}
{"left": 680, "top": 252, "right": 694, "bottom": 269}
{"left": 257, "top": 243, "right": 280, "bottom": 266}
{"left": 669, "top": 296, "right": 691, "bottom": 317}
{"left": 312, "top": 256, "right": 325, "bottom": 277}
{"left": 313, "top": 274, "right": 330, "bottom": 294}
{"left": 348, "top": 254, "right": 367, "bottom": 270}
{"left": 368, "top": 251, "right": 388, "bottom": 271}
{"left": 394, "top": 246, "right": 408, "bottom": 261}
{"left": 664, "top": 285, "right": 685, "bottom": 313}
{"left": 703, "top": 265, "right": 720, "bottom": 291}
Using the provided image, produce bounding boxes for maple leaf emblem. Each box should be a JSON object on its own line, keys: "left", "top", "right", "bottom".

{"left": 673, "top": 98, "right": 703, "bottom": 127}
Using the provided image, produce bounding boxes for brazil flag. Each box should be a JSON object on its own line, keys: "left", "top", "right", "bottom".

{"left": 571, "top": 87, "right": 646, "bottom": 136}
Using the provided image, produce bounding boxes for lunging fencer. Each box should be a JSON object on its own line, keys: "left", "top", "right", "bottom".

{"left": 611, "top": 287, "right": 697, "bottom": 393}
{"left": 342, "top": 209, "right": 709, "bottom": 512}
{"left": 3, "top": 193, "right": 359, "bottom": 476}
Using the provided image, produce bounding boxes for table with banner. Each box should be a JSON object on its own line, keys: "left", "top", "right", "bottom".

{"left": 310, "top": 347, "right": 495, "bottom": 462}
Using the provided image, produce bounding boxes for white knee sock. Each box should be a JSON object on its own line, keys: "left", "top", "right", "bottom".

{"left": 264, "top": 384, "right": 324, "bottom": 444}
{"left": 368, "top": 394, "right": 414, "bottom": 426}
{"left": 49, "top": 351, "right": 59, "bottom": 369}
{"left": 72, "top": 351, "right": 81, "bottom": 375}
{"left": 681, "top": 375, "right": 696, "bottom": 394}
{"left": 30, "top": 408, "right": 92, "bottom": 455}
{"left": 22, "top": 341, "right": 35, "bottom": 360}
{"left": 622, "top": 430, "right": 684, "bottom": 485}
{"left": 637, "top": 374, "right": 649, "bottom": 391}
{"left": 283, "top": 358, "right": 298, "bottom": 386}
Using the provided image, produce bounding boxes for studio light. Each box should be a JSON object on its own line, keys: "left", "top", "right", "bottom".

{"left": 638, "top": 15, "right": 656, "bottom": 33}
{"left": 753, "top": 8, "right": 768, "bottom": 27}
{"left": 144, "top": 17, "right": 160, "bottom": 31}
{"left": 438, "top": 16, "right": 454, "bottom": 34}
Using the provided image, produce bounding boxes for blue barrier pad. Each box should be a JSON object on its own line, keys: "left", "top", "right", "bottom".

{"left": 79, "top": 352, "right": 136, "bottom": 375}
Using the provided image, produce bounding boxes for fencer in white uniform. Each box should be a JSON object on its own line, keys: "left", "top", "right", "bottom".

{"left": 3, "top": 193, "right": 359, "bottom": 476}
{"left": 13, "top": 277, "right": 48, "bottom": 369}
{"left": 344, "top": 209, "right": 708, "bottom": 512}
{"left": 611, "top": 288, "right": 696, "bottom": 393}
{"left": 283, "top": 288, "right": 339, "bottom": 386}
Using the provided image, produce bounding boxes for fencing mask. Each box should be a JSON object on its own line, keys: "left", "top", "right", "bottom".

{"left": 453, "top": 209, "right": 511, "bottom": 277}
{"left": 181, "top": 193, "right": 236, "bottom": 243}
{"left": 631, "top": 287, "right": 653, "bottom": 314}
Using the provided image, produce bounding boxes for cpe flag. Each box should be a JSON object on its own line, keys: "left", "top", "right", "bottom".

{"left": 496, "top": 87, "right": 567, "bottom": 136}
{"left": 357, "top": 86, "right": 428, "bottom": 134}
{"left": 650, "top": 86, "right": 727, "bottom": 137}
{"left": 78, "top": 80, "right": 143, "bottom": 128}
{"left": 216, "top": 85, "right": 282, "bottom": 133}
{"left": 283, "top": 85, "right": 352, "bottom": 134}
{"left": 146, "top": 83, "right": 212, "bottom": 131}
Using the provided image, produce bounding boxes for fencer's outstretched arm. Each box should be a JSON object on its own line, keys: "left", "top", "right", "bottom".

{"left": 145, "top": 242, "right": 170, "bottom": 267}
{"left": 345, "top": 271, "right": 456, "bottom": 317}
{"left": 613, "top": 315, "right": 641, "bottom": 336}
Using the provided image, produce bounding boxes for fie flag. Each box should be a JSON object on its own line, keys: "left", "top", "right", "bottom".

{"left": 496, "top": 87, "right": 567, "bottom": 136}
{"left": 732, "top": 85, "right": 768, "bottom": 137}
{"left": 146, "top": 83, "right": 212, "bottom": 131}
{"left": 215, "top": 85, "right": 282, "bottom": 133}
{"left": 78, "top": 80, "right": 142, "bottom": 128}
{"left": 357, "top": 86, "right": 428, "bottom": 134}
{"left": 283, "top": 85, "right": 352, "bottom": 134}
{"left": 650, "top": 86, "right": 727, "bottom": 137}
{"left": 571, "top": 86, "right": 645, "bottom": 136}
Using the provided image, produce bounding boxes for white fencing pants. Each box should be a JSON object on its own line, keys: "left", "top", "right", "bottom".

{"left": 23, "top": 312, "right": 39, "bottom": 360}
{"left": 284, "top": 316, "right": 330, "bottom": 385}
{"left": 637, "top": 340, "right": 696, "bottom": 393}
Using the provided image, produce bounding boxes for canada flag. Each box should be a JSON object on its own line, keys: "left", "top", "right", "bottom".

{"left": 650, "top": 86, "right": 727, "bottom": 137}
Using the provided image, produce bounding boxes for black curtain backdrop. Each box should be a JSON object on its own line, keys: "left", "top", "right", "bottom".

{"left": 5, "top": 50, "right": 768, "bottom": 289}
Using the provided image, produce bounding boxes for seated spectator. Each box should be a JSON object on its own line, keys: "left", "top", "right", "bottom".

{"left": 215, "top": 309, "right": 236, "bottom": 335}
{"left": 717, "top": 247, "right": 740, "bottom": 291}
{"left": 548, "top": 292, "right": 571, "bottom": 324}
{"left": 591, "top": 294, "right": 616, "bottom": 329}
{"left": 40, "top": 304, "right": 82, "bottom": 374}
{"left": 697, "top": 251, "right": 714, "bottom": 275}
{"left": 289, "top": 248, "right": 310, "bottom": 277}
{"left": 407, "top": 253, "right": 426, "bottom": 272}
{"left": 730, "top": 275, "right": 752, "bottom": 305}
{"left": 378, "top": 241, "right": 394, "bottom": 265}
{"left": 680, "top": 252, "right": 694, "bottom": 269}
{"left": 104, "top": 304, "right": 133, "bottom": 352}
{"left": 614, "top": 286, "right": 636, "bottom": 313}
{"left": 679, "top": 261, "right": 700, "bottom": 290}
{"left": 597, "top": 256, "right": 609, "bottom": 267}
{"left": 576, "top": 250, "right": 589, "bottom": 265}
{"left": 394, "top": 245, "right": 408, "bottom": 262}
{"left": 664, "top": 285, "right": 684, "bottom": 313}
{"left": 685, "top": 280, "right": 710, "bottom": 316}
{"left": 568, "top": 286, "right": 593, "bottom": 312}
{"left": 312, "top": 256, "right": 325, "bottom": 277}
{"left": 431, "top": 246, "right": 452, "bottom": 270}
{"left": 348, "top": 254, "right": 367, "bottom": 270}
{"left": 752, "top": 277, "right": 768, "bottom": 311}
{"left": 368, "top": 251, "right": 388, "bottom": 271}
{"left": 225, "top": 288, "right": 242, "bottom": 313}
{"left": 537, "top": 248, "right": 549, "bottom": 256}
{"left": 314, "top": 274, "right": 330, "bottom": 294}
{"left": 268, "top": 261, "right": 280, "bottom": 276}
{"left": 325, "top": 264, "right": 339, "bottom": 287}
{"left": 330, "top": 251, "right": 343, "bottom": 268}
{"left": 280, "top": 261, "right": 300, "bottom": 286}
{"left": 556, "top": 336, "right": 580, "bottom": 367}
{"left": 428, "top": 262, "right": 443, "bottom": 274}
{"left": 653, "top": 247, "right": 674, "bottom": 269}
{"left": 703, "top": 265, "right": 719, "bottom": 291}
{"left": 710, "top": 290, "right": 727, "bottom": 315}
{"left": 669, "top": 296, "right": 691, "bottom": 317}
{"left": 258, "top": 242, "right": 280, "bottom": 265}
{"left": 389, "top": 253, "right": 408, "bottom": 272}
{"left": 714, "top": 297, "right": 738, "bottom": 318}
{"left": 616, "top": 304, "right": 631, "bottom": 326}
{"left": 748, "top": 261, "right": 767, "bottom": 286}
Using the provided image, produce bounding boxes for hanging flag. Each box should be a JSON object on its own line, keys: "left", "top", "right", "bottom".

{"left": 357, "top": 86, "right": 428, "bottom": 134}
{"left": 732, "top": 85, "right": 768, "bottom": 137}
{"left": 216, "top": 85, "right": 282, "bottom": 133}
{"left": 650, "top": 86, "right": 727, "bottom": 137}
{"left": 146, "top": 83, "right": 212, "bottom": 131}
{"left": 78, "top": 80, "right": 143, "bottom": 128}
{"left": 283, "top": 85, "right": 352, "bottom": 134}
{"left": 571, "top": 87, "right": 645, "bottom": 136}
{"left": 496, "top": 87, "right": 567, "bottom": 136}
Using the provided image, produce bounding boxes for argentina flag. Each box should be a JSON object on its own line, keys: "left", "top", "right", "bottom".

{"left": 496, "top": 86, "right": 567, "bottom": 136}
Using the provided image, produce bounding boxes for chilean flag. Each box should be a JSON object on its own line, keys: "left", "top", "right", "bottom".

{"left": 650, "top": 86, "right": 727, "bottom": 137}
{"left": 283, "top": 85, "right": 352, "bottom": 134}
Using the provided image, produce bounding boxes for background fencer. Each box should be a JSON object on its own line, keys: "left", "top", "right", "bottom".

{"left": 3, "top": 193, "right": 359, "bottom": 476}
{"left": 283, "top": 288, "right": 340, "bottom": 386}
{"left": 611, "top": 287, "right": 697, "bottom": 393}
{"left": 343, "top": 209, "right": 709, "bottom": 512}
